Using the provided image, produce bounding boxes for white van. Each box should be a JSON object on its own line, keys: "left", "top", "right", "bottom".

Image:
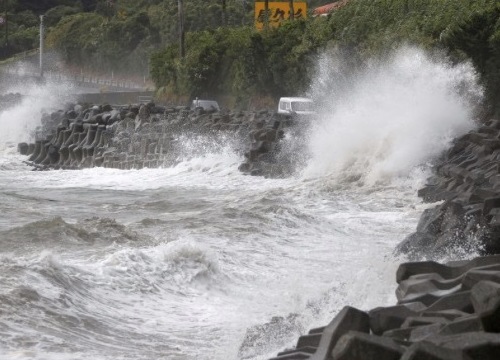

{"left": 191, "top": 99, "right": 220, "bottom": 112}
{"left": 277, "top": 97, "right": 315, "bottom": 115}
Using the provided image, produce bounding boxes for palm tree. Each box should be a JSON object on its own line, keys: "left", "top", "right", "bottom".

{"left": 289, "top": 0, "right": 294, "bottom": 20}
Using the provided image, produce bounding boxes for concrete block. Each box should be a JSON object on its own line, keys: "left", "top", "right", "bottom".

{"left": 397, "top": 256, "right": 500, "bottom": 284}
{"left": 278, "top": 347, "right": 317, "bottom": 356}
{"left": 382, "top": 327, "right": 413, "bottom": 342}
{"left": 369, "top": 302, "right": 426, "bottom": 335}
{"left": 421, "top": 309, "right": 469, "bottom": 321}
{"left": 425, "top": 291, "right": 473, "bottom": 313}
{"left": 397, "top": 282, "right": 463, "bottom": 306}
{"left": 308, "top": 327, "right": 325, "bottom": 334}
{"left": 397, "top": 261, "right": 453, "bottom": 283}
{"left": 470, "top": 280, "right": 500, "bottom": 332}
{"left": 395, "top": 232, "right": 437, "bottom": 257}
{"left": 401, "top": 342, "right": 463, "bottom": 360}
{"left": 401, "top": 316, "right": 449, "bottom": 328}
{"left": 409, "top": 323, "right": 445, "bottom": 342}
{"left": 269, "top": 351, "right": 311, "bottom": 360}
{"left": 462, "top": 268, "right": 500, "bottom": 289}
{"left": 427, "top": 332, "right": 500, "bottom": 359}
{"left": 438, "top": 315, "right": 483, "bottom": 335}
{"left": 17, "top": 142, "right": 29, "bottom": 155}
{"left": 308, "top": 306, "right": 369, "bottom": 360}
{"left": 397, "top": 276, "right": 461, "bottom": 300}
{"left": 296, "top": 333, "right": 322, "bottom": 348}
{"left": 483, "top": 197, "right": 500, "bottom": 217}
{"left": 470, "top": 280, "right": 500, "bottom": 314}
{"left": 331, "top": 331, "right": 404, "bottom": 360}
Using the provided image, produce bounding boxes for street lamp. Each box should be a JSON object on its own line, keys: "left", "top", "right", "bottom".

{"left": 39, "top": 15, "right": 44, "bottom": 78}
{"left": 178, "top": 0, "right": 185, "bottom": 58}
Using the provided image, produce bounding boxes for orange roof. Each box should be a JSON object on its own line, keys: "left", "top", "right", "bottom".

{"left": 313, "top": 0, "right": 349, "bottom": 16}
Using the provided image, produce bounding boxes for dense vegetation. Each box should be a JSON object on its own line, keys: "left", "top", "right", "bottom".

{"left": 0, "top": 0, "right": 98, "bottom": 59}
{"left": 2, "top": 0, "right": 500, "bottom": 111}
{"left": 0, "top": 0, "right": 255, "bottom": 72}
{"left": 151, "top": 0, "right": 500, "bottom": 110}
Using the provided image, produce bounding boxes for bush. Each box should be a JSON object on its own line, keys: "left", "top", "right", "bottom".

{"left": 46, "top": 12, "right": 104, "bottom": 64}
{"left": 151, "top": 0, "right": 500, "bottom": 107}
{"left": 44, "top": 5, "right": 80, "bottom": 27}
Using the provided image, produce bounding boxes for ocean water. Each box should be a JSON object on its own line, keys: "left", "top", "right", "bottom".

{"left": 0, "top": 48, "right": 482, "bottom": 360}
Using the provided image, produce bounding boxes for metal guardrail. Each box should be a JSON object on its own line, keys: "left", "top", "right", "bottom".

{"left": 0, "top": 66, "right": 150, "bottom": 91}
{"left": 138, "top": 95, "right": 154, "bottom": 103}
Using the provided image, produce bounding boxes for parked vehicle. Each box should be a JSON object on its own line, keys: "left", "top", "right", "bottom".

{"left": 191, "top": 98, "right": 220, "bottom": 112}
{"left": 277, "top": 97, "right": 315, "bottom": 115}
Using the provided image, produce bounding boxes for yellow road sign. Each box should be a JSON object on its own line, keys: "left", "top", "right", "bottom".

{"left": 254, "top": 2, "right": 307, "bottom": 30}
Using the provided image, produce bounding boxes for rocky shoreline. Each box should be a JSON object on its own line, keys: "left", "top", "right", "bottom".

{"left": 17, "top": 101, "right": 500, "bottom": 359}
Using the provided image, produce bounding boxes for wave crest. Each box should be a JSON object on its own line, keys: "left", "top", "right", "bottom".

{"left": 98, "top": 241, "right": 220, "bottom": 294}
{"left": 305, "top": 46, "right": 482, "bottom": 186}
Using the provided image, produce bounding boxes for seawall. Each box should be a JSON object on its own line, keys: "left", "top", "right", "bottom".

{"left": 396, "top": 119, "right": 500, "bottom": 258}
{"left": 17, "top": 101, "right": 304, "bottom": 178}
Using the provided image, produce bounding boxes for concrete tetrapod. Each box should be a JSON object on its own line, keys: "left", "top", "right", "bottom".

{"left": 267, "top": 255, "right": 500, "bottom": 360}
{"left": 268, "top": 306, "right": 370, "bottom": 360}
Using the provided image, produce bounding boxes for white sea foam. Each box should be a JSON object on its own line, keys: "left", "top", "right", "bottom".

{"left": 304, "top": 47, "right": 482, "bottom": 186}
{"left": 94, "top": 240, "right": 221, "bottom": 294}
{"left": 0, "top": 80, "right": 75, "bottom": 152}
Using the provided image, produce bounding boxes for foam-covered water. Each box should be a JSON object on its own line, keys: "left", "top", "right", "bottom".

{"left": 0, "top": 48, "right": 482, "bottom": 360}
{"left": 0, "top": 80, "right": 75, "bottom": 151}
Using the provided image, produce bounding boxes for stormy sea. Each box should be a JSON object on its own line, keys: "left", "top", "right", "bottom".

{"left": 0, "top": 49, "right": 484, "bottom": 359}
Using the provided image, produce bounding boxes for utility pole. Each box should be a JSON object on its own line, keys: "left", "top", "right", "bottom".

{"left": 177, "top": 0, "right": 185, "bottom": 58}
{"left": 221, "top": 0, "right": 226, "bottom": 26}
{"left": 264, "top": 0, "right": 269, "bottom": 30}
{"left": 5, "top": 12, "right": 8, "bottom": 45}
{"left": 2, "top": 0, "right": 8, "bottom": 46}
{"left": 289, "top": 0, "right": 294, "bottom": 20}
{"left": 40, "top": 15, "right": 44, "bottom": 78}
{"left": 242, "top": 0, "right": 245, "bottom": 25}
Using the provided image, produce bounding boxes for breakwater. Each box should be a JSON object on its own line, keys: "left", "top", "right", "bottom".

{"left": 267, "top": 254, "right": 500, "bottom": 360}
{"left": 397, "top": 118, "right": 500, "bottom": 258}
{"left": 0, "top": 92, "right": 23, "bottom": 109}
{"left": 17, "top": 102, "right": 303, "bottom": 177}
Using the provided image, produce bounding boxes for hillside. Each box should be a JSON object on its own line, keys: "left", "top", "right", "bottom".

{"left": 2, "top": 1, "right": 500, "bottom": 114}
{"left": 151, "top": 0, "right": 500, "bottom": 113}
{"left": 1, "top": 1, "right": 336, "bottom": 75}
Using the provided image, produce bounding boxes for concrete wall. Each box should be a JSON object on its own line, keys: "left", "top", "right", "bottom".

{"left": 77, "top": 91, "right": 155, "bottom": 105}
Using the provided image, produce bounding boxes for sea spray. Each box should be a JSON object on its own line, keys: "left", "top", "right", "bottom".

{"left": 172, "top": 133, "right": 243, "bottom": 174}
{"left": 304, "top": 47, "right": 483, "bottom": 185}
{"left": 0, "top": 78, "right": 75, "bottom": 153}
